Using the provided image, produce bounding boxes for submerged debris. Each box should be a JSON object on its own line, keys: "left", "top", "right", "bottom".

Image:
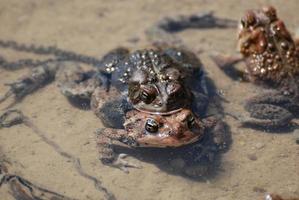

{"left": 146, "top": 12, "right": 237, "bottom": 47}
{"left": 0, "top": 109, "right": 116, "bottom": 200}
{"left": 154, "top": 12, "right": 238, "bottom": 33}
{"left": 0, "top": 63, "right": 59, "bottom": 108}
{"left": 0, "top": 172, "right": 76, "bottom": 200}
{"left": 0, "top": 40, "right": 104, "bottom": 70}
{"left": 1, "top": 146, "right": 74, "bottom": 199}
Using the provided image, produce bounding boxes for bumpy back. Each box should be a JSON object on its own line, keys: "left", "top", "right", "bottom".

{"left": 238, "top": 6, "right": 299, "bottom": 86}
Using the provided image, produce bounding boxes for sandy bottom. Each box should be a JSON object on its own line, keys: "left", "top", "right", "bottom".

{"left": 0, "top": 0, "right": 298, "bottom": 200}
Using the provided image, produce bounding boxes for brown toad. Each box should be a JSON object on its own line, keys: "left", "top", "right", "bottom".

{"left": 95, "top": 106, "right": 228, "bottom": 177}
{"left": 55, "top": 46, "right": 211, "bottom": 125}
{"left": 1, "top": 46, "right": 207, "bottom": 116}
{"left": 213, "top": 6, "right": 299, "bottom": 129}
{"left": 80, "top": 48, "right": 228, "bottom": 176}
{"left": 99, "top": 46, "right": 206, "bottom": 115}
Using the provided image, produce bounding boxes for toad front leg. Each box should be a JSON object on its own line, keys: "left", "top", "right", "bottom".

{"left": 96, "top": 128, "right": 141, "bottom": 173}
{"left": 203, "top": 116, "right": 230, "bottom": 151}
{"left": 176, "top": 116, "right": 230, "bottom": 178}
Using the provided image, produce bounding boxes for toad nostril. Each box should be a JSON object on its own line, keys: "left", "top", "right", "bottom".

{"left": 153, "top": 99, "right": 163, "bottom": 106}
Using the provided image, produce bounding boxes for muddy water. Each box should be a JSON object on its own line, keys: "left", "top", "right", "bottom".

{"left": 0, "top": 0, "right": 298, "bottom": 200}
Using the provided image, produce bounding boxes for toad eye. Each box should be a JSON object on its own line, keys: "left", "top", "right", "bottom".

{"left": 166, "top": 83, "right": 186, "bottom": 106}
{"left": 140, "top": 91, "right": 154, "bottom": 104}
{"left": 145, "top": 118, "right": 159, "bottom": 133}
{"left": 241, "top": 11, "right": 256, "bottom": 28}
{"left": 186, "top": 115, "right": 195, "bottom": 128}
{"left": 247, "top": 16, "right": 256, "bottom": 27}
{"left": 140, "top": 86, "right": 157, "bottom": 104}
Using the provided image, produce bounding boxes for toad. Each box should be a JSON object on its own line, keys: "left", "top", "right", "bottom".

{"left": 212, "top": 6, "right": 299, "bottom": 129}
{"left": 95, "top": 102, "right": 228, "bottom": 176}
{"left": 84, "top": 48, "right": 228, "bottom": 175}
{"left": 40, "top": 55, "right": 227, "bottom": 176}
{"left": 92, "top": 46, "right": 207, "bottom": 115}
{"left": 49, "top": 46, "right": 209, "bottom": 120}
{"left": 1, "top": 46, "right": 207, "bottom": 115}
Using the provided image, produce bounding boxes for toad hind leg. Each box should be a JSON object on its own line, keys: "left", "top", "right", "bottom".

{"left": 203, "top": 117, "right": 230, "bottom": 151}
{"left": 241, "top": 92, "right": 295, "bottom": 128}
{"left": 241, "top": 103, "right": 294, "bottom": 129}
{"left": 245, "top": 91, "right": 298, "bottom": 113}
{"left": 96, "top": 128, "right": 141, "bottom": 173}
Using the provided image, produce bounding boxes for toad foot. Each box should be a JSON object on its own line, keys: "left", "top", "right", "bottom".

{"left": 112, "top": 153, "right": 141, "bottom": 173}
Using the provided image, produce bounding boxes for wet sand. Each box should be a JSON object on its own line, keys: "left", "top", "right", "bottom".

{"left": 0, "top": 0, "right": 298, "bottom": 199}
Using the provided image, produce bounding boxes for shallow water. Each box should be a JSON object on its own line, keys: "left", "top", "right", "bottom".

{"left": 0, "top": 0, "right": 298, "bottom": 200}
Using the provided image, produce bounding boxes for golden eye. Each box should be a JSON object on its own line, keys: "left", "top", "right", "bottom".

{"left": 145, "top": 118, "right": 159, "bottom": 133}
{"left": 140, "top": 86, "right": 157, "bottom": 104}
{"left": 241, "top": 11, "right": 256, "bottom": 28}
{"left": 263, "top": 6, "right": 277, "bottom": 22}
{"left": 166, "top": 82, "right": 186, "bottom": 106}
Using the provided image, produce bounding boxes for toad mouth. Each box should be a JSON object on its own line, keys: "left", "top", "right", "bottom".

{"left": 134, "top": 107, "right": 183, "bottom": 115}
